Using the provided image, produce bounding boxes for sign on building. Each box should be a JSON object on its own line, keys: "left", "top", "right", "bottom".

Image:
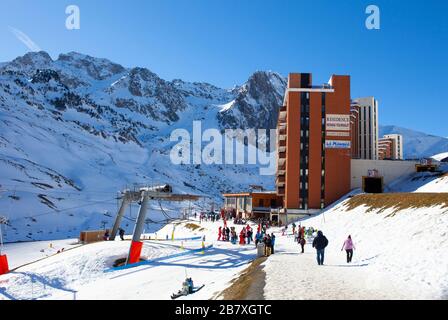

{"left": 326, "top": 114, "right": 350, "bottom": 131}
{"left": 326, "top": 131, "right": 350, "bottom": 137}
{"left": 325, "top": 140, "right": 351, "bottom": 149}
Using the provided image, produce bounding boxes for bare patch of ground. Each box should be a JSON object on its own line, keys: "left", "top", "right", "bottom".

{"left": 344, "top": 193, "right": 448, "bottom": 215}
{"left": 184, "top": 223, "right": 202, "bottom": 231}
{"left": 217, "top": 257, "right": 267, "bottom": 300}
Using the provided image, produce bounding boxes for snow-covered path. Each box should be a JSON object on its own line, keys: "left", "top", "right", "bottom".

{"left": 261, "top": 196, "right": 448, "bottom": 300}
{"left": 263, "top": 235, "right": 407, "bottom": 300}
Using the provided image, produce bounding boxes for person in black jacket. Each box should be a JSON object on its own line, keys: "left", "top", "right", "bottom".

{"left": 118, "top": 228, "right": 125, "bottom": 241}
{"left": 312, "top": 230, "right": 329, "bottom": 265}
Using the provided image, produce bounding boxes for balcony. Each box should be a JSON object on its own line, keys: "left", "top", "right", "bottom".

{"left": 276, "top": 175, "right": 285, "bottom": 186}
{"left": 278, "top": 128, "right": 286, "bottom": 141}
{"left": 279, "top": 106, "right": 287, "bottom": 121}
{"left": 277, "top": 186, "right": 285, "bottom": 195}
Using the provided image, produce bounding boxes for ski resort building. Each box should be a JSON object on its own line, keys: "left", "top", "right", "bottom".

{"left": 378, "top": 137, "right": 394, "bottom": 160}
{"left": 350, "top": 97, "right": 379, "bottom": 160}
{"left": 222, "top": 191, "right": 282, "bottom": 220}
{"left": 276, "top": 73, "right": 351, "bottom": 213}
{"left": 378, "top": 134, "right": 405, "bottom": 161}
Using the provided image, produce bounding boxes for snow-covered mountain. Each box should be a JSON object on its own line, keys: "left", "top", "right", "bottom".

{"left": 380, "top": 125, "right": 448, "bottom": 159}
{"left": 0, "top": 51, "right": 286, "bottom": 242}
{"left": 1, "top": 51, "right": 446, "bottom": 243}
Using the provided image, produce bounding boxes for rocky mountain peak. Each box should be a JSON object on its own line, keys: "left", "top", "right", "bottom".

{"left": 3, "top": 51, "right": 53, "bottom": 74}
{"left": 56, "top": 51, "right": 126, "bottom": 80}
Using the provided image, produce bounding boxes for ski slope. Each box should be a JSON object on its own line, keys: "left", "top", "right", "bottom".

{"left": 0, "top": 219, "right": 257, "bottom": 300}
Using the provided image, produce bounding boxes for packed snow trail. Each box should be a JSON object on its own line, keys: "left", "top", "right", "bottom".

{"left": 261, "top": 196, "right": 448, "bottom": 300}
{"left": 263, "top": 236, "right": 407, "bottom": 300}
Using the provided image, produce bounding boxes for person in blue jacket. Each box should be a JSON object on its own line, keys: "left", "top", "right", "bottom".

{"left": 270, "top": 233, "right": 276, "bottom": 254}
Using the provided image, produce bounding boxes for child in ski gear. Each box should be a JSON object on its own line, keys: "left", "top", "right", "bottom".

{"left": 103, "top": 230, "right": 110, "bottom": 241}
{"left": 312, "top": 230, "right": 329, "bottom": 265}
{"left": 239, "top": 229, "right": 246, "bottom": 245}
{"left": 187, "top": 277, "right": 194, "bottom": 294}
{"left": 341, "top": 235, "right": 355, "bottom": 263}
{"left": 218, "top": 226, "right": 222, "bottom": 241}
{"left": 255, "top": 231, "right": 262, "bottom": 246}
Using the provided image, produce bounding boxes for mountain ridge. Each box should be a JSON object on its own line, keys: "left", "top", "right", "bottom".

{"left": 0, "top": 50, "right": 447, "bottom": 242}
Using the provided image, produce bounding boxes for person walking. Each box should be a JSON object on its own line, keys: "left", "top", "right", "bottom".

{"left": 292, "top": 222, "right": 296, "bottom": 235}
{"left": 263, "top": 235, "right": 272, "bottom": 256}
{"left": 312, "top": 230, "right": 329, "bottom": 265}
{"left": 341, "top": 235, "right": 356, "bottom": 263}
{"left": 270, "top": 233, "right": 276, "bottom": 254}
{"left": 299, "top": 237, "right": 306, "bottom": 253}
{"left": 118, "top": 228, "right": 125, "bottom": 241}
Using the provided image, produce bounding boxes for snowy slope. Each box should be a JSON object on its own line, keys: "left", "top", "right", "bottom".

{"left": 1, "top": 171, "right": 448, "bottom": 300}
{"left": 0, "top": 51, "right": 285, "bottom": 242}
{"left": 263, "top": 197, "right": 448, "bottom": 299}
{"left": 380, "top": 125, "right": 448, "bottom": 159}
{"left": 0, "top": 219, "right": 257, "bottom": 300}
{"left": 385, "top": 163, "right": 448, "bottom": 193}
{"left": 432, "top": 152, "right": 448, "bottom": 162}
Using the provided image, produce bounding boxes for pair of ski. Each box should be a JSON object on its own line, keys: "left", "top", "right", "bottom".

{"left": 170, "top": 284, "right": 205, "bottom": 299}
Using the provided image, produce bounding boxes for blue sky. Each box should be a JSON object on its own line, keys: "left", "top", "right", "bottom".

{"left": 0, "top": 0, "right": 447, "bottom": 137}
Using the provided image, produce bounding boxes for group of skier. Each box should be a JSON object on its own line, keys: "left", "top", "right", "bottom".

{"left": 217, "top": 224, "right": 254, "bottom": 245}
{"left": 214, "top": 214, "right": 355, "bottom": 265}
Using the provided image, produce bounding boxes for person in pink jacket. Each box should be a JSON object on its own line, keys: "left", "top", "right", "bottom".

{"left": 341, "top": 235, "right": 356, "bottom": 263}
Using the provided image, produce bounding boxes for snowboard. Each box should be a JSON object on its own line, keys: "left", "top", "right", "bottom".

{"left": 171, "top": 285, "right": 205, "bottom": 300}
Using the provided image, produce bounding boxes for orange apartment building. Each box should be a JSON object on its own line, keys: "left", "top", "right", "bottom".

{"left": 276, "top": 73, "right": 351, "bottom": 212}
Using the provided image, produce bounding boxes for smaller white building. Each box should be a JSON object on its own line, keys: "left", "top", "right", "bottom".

{"left": 351, "top": 97, "right": 379, "bottom": 160}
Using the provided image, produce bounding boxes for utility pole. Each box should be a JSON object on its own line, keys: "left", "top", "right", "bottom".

{"left": 0, "top": 216, "right": 6, "bottom": 255}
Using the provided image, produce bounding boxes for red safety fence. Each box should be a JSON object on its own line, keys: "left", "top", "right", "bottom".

{"left": 128, "top": 241, "right": 143, "bottom": 264}
{"left": 0, "top": 255, "right": 9, "bottom": 275}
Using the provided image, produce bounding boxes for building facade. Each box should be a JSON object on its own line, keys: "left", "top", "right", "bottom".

{"left": 222, "top": 191, "right": 282, "bottom": 219}
{"left": 378, "top": 137, "right": 393, "bottom": 160}
{"left": 350, "top": 97, "right": 379, "bottom": 160}
{"left": 276, "top": 73, "right": 351, "bottom": 211}
{"left": 382, "top": 134, "right": 404, "bottom": 160}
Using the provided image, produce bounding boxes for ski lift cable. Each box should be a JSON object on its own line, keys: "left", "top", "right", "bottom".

{"left": 0, "top": 183, "right": 123, "bottom": 195}
{"left": 7, "top": 197, "right": 118, "bottom": 223}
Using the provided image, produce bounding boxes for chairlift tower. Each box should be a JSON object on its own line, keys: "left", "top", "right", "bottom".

{"left": 110, "top": 184, "right": 200, "bottom": 265}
